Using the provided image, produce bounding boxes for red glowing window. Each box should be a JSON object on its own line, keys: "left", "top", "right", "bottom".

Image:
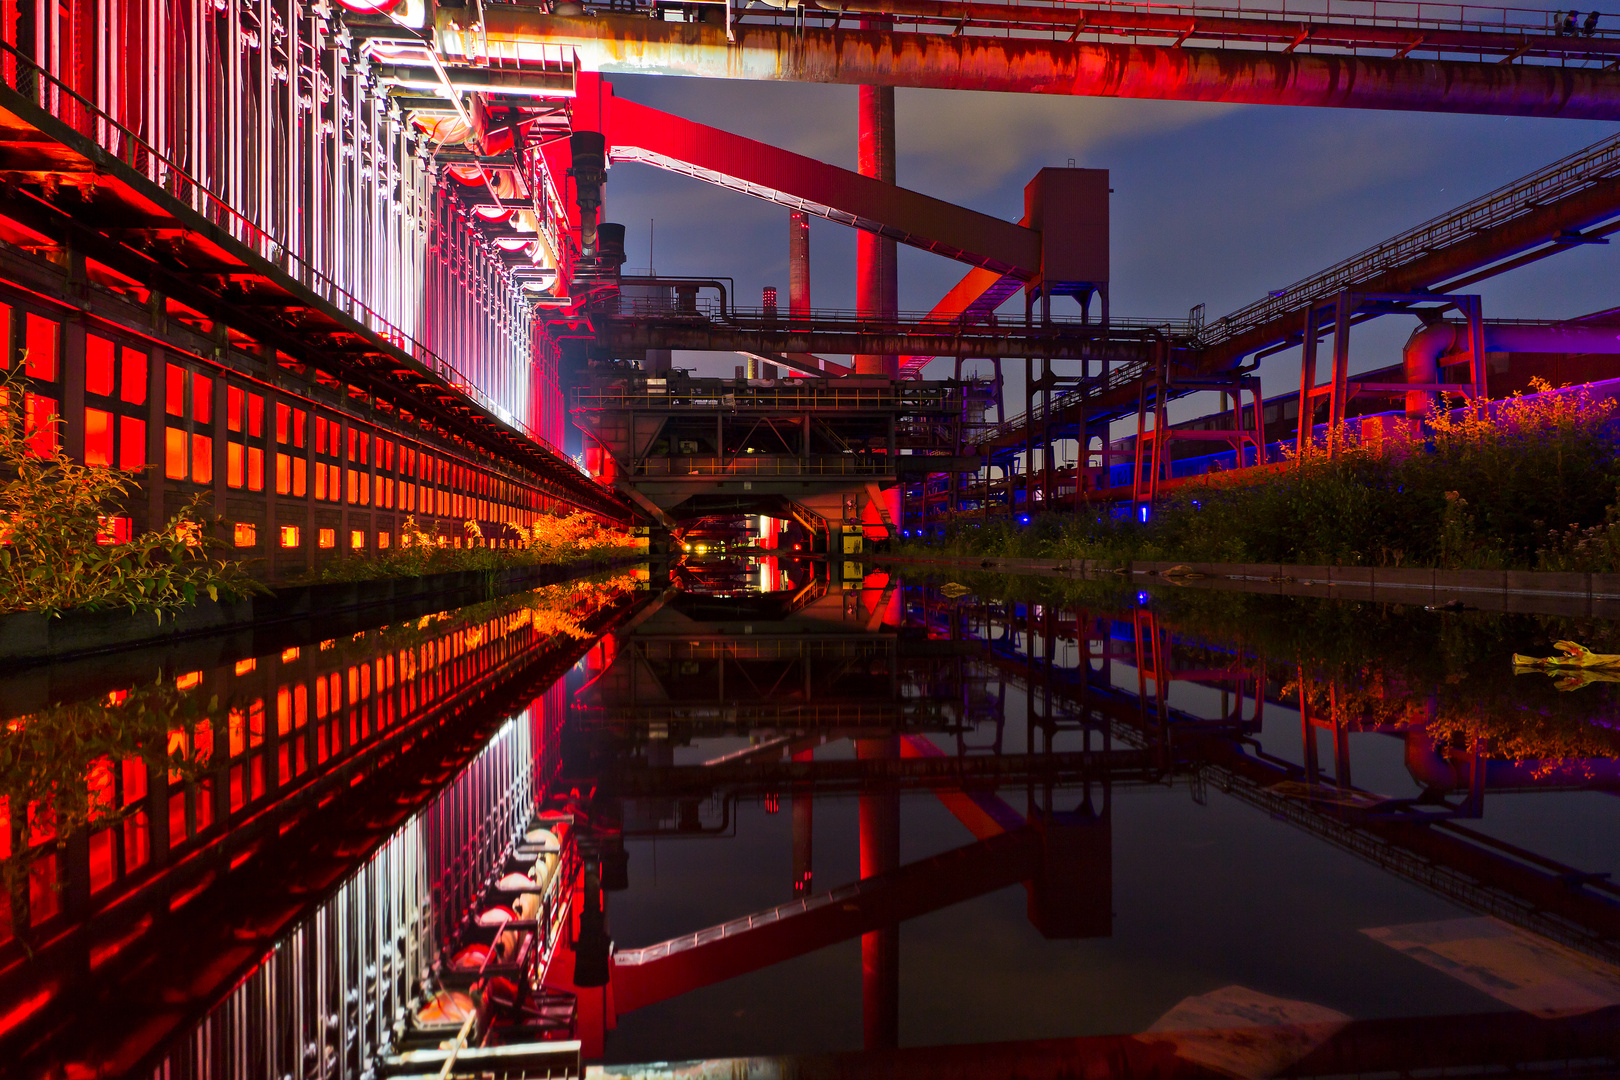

{"left": 121, "top": 348, "right": 146, "bottom": 405}
{"left": 85, "top": 335, "right": 115, "bottom": 396}
{"left": 247, "top": 394, "right": 263, "bottom": 437}
{"left": 167, "top": 791, "right": 187, "bottom": 848}
{"left": 293, "top": 409, "right": 306, "bottom": 448}
{"left": 88, "top": 828, "right": 117, "bottom": 894}
{"left": 120, "top": 416, "right": 145, "bottom": 471}
{"left": 276, "top": 453, "right": 291, "bottom": 495}
{"left": 280, "top": 525, "right": 300, "bottom": 549}
{"left": 227, "top": 385, "right": 244, "bottom": 432}
{"left": 30, "top": 853, "right": 60, "bottom": 923}
{"left": 24, "top": 314, "right": 57, "bottom": 382}
{"left": 25, "top": 394, "right": 58, "bottom": 458}
{"left": 84, "top": 407, "right": 114, "bottom": 466}
{"left": 195, "top": 780, "right": 214, "bottom": 832}
{"left": 0, "top": 304, "right": 10, "bottom": 369}
{"left": 96, "top": 514, "right": 132, "bottom": 545}
{"left": 191, "top": 434, "right": 212, "bottom": 484}
{"left": 293, "top": 458, "right": 306, "bottom": 498}
{"left": 165, "top": 364, "right": 185, "bottom": 416}
{"left": 276, "top": 403, "right": 290, "bottom": 444}
{"left": 192, "top": 373, "right": 211, "bottom": 425}
{"left": 248, "top": 447, "right": 263, "bottom": 491}
{"left": 227, "top": 443, "right": 244, "bottom": 488}
{"left": 124, "top": 812, "right": 150, "bottom": 873}
{"left": 347, "top": 470, "right": 359, "bottom": 505}
{"left": 165, "top": 427, "right": 187, "bottom": 479}
{"left": 233, "top": 523, "right": 256, "bottom": 548}
{"left": 319, "top": 528, "right": 335, "bottom": 549}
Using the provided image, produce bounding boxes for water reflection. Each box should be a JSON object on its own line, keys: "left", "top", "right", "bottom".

{"left": 582, "top": 562, "right": 1620, "bottom": 1076}
{"left": 5, "top": 559, "right": 1620, "bottom": 1078}
{"left": 0, "top": 573, "right": 643, "bottom": 1078}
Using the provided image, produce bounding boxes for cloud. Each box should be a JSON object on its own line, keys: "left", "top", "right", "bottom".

{"left": 894, "top": 90, "right": 1240, "bottom": 205}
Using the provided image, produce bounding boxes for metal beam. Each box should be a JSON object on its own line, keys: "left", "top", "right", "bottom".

{"left": 452, "top": 14, "right": 1620, "bottom": 120}
{"left": 607, "top": 97, "right": 1040, "bottom": 276}
{"left": 600, "top": 315, "right": 1163, "bottom": 361}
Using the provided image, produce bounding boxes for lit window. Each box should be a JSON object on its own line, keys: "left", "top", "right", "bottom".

{"left": 191, "top": 434, "right": 212, "bottom": 484}
{"left": 95, "top": 514, "right": 132, "bottom": 545}
{"left": 280, "top": 525, "right": 300, "bottom": 549}
{"left": 227, "top": 442, "right": 244, "bottom": 488}
{"left": 378, "top": 531, "right": 390, "bottom": 549}
{"left": 165, "top": 427, "right": 187, "bottom": 478}
{"left": 234, "top": 659, "right": 256, "bottom": 675}
{"left": 233, "top": 523, "right": 257, "bottom": 548}
{"left": 24, "top": 314, "right": 57, "bottom": 381}
{"left": 350, "top": 529, "right": 366, "bottom": 550}
{"left": 175, "top": 671, "right": 203, "bottom": 691}
{"left": 281, "top": 647, "right": 299, "bottom": 663}
{"left": 84, "top": 407, "right": 114, "bottom": 466}
{"left": 165, "top": 364, "right": 185, "bottom": 416}
{"left": 85, "top": 335, "right": 115, "bottom": 396}
{"left": 192, "top": 373, "right": 212, "bottom": 424}
{"left": 318, "top": 528, "right": 335, "bottom": 549}
{"left": 120, "top": 348, "right": 147, "bottom": 405}
{"left": 24, "top": 394, "right": 57, "bottom": 458}
{"left": 227, "top": 385, "right": 244, "bottom": 432}
{"left": 120, "top": 417, "right": 145, "bottom": 471}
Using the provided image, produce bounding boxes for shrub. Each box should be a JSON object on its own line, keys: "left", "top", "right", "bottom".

{"left": 0, "top": 373, "right": 262, "bottom": 616}
{"left": 903, "top": 382, "right": 1620, "bottom": 571}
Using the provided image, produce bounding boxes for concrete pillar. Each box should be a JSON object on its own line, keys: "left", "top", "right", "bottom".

{"left": 857, "top": 735, "right": 900, "bottom": 1049}
{"left": 855, "top": 78, "right": 898, "bottom": 379}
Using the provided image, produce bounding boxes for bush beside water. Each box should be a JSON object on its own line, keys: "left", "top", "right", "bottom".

{"left": 905, "top": 383, "right": 1620, "bottom": 572}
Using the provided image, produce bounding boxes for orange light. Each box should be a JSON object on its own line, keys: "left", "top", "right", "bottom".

{"left": 350, "top": 529, "right": 366, "bottom": 549}
{"left": 318, "top": 528, "right": 335, "bottom": 549}
{"left": 233, "top": 523, "right": 256, "bottom": 548}
{"left": 279, "top": 525, "right": 300, "bottom": 549}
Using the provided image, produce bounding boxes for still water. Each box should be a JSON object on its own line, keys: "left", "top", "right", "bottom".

{"left": 4, "top": 558, "right": 1619, "bottom": 1077}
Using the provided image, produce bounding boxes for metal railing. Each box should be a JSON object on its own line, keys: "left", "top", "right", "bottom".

{"left": 1201, "top": 128, "right": 1620, "bottom": 352}
{"left": 635, "top": 455, "right": 899, "bottom": 476}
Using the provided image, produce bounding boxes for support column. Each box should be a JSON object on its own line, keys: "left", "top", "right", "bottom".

{"left": 789, "top": 210, "right": 812, "bottom": 320}
{"left": 857, "top": 734, "right": 900, "bottom": 1049}
{"left": 855, "top": 79, "right": 898, "bottom": 379}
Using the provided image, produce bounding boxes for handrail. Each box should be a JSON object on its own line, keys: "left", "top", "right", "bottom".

{"left": 1201, "top": 128, "right": 1620, "bottom": 350}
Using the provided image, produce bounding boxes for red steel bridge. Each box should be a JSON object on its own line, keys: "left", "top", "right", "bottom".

{"left": 4, "top": 0, "right": 1620, "bottom": 553}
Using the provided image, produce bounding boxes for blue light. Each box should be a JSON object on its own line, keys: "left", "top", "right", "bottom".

{"left": 1017, "top": 514, "right": 1031, "bottom": 525}
{"left": 1138, "top": 505, "right": 1150, "bottom": 523}
{"left": 1136, "top": 591, "right": 1151, "bottom": 605}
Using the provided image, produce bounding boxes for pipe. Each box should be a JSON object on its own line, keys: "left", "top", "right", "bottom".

{"left": 371, "top": 64, "right": 574, "bottom": 95}
{"left": 447, "top": 14, "right": 1620, "bottom": 120}
{"left": 1402, "top": 321, "right": 1458, "bottom": 419}
{"left": 1401, "top": 320, "right": 1620, "bottom": 417}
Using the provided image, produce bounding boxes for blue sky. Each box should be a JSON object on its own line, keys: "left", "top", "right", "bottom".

{"left": 599, "top": 73, "right": 1619, "bottom": 425}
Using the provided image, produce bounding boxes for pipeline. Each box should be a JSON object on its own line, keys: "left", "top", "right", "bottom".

{"left": 1401, "top": 321, "right": 1620, "bottom": 417}
{"left": 445, "top": 13, "right": 1620, "bottom": 121}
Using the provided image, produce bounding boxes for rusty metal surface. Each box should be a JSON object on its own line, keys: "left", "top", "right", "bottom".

{"left": 456, "top": 14, "right": 1620, "bottom": 119}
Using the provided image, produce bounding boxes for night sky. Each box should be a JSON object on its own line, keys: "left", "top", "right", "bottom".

{"left": 596, "top": 64, "right": 1619, "bottom": 430}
